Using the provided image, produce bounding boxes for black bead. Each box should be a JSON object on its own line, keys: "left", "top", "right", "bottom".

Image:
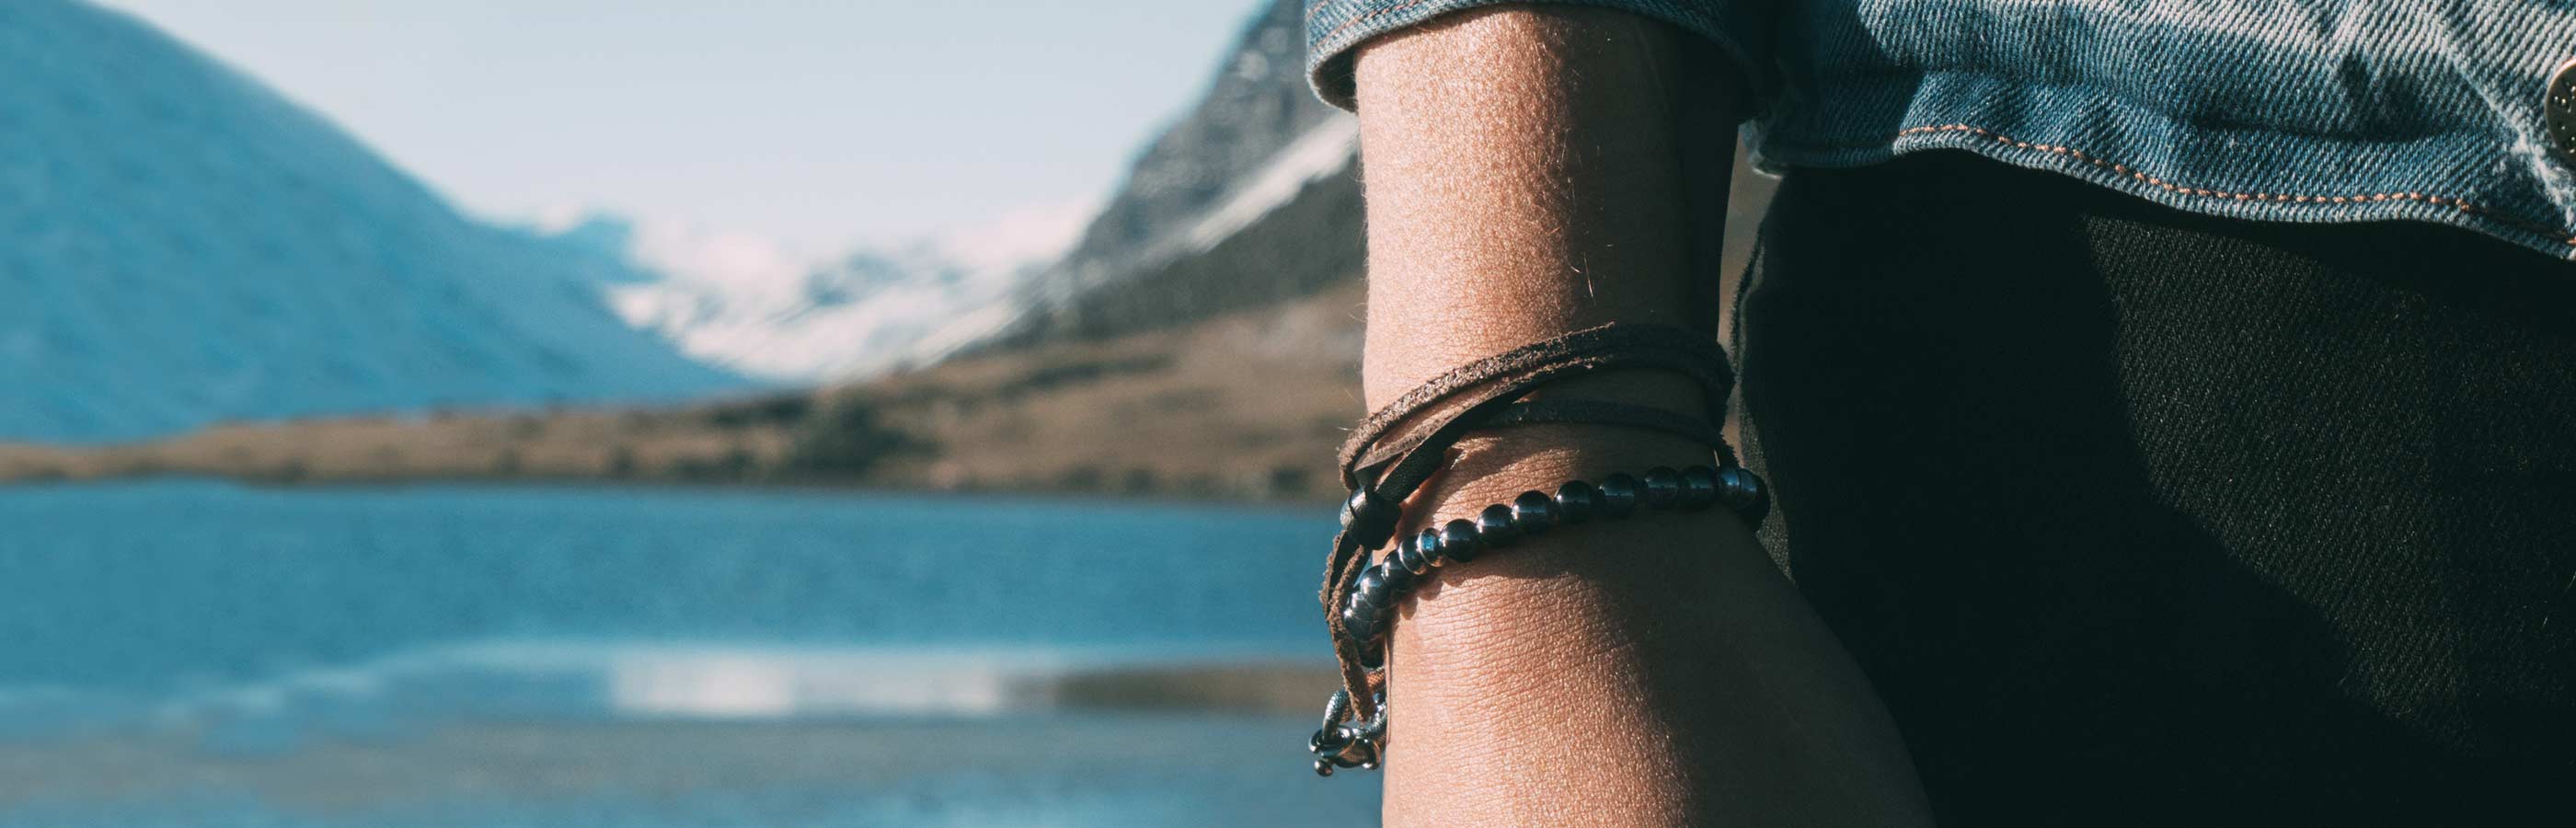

{"left": 1395, "top": 534, "right": 1434, "bottom": 575}
{"left": 1716, "top": 465, "right": 1756, "bottom": 507}
{"left": 1680, "top": 466, "right": 1721, "bottom": 512}
{"left": 1439, "top": 518, "right": 1484, "bottom": 563}
{"left": 1348, "top": 589, "right": 1390, "bottom": 631}
{"left": 1641, "top": 467, "right": 1683, "bottom": 509}
{"left": 1340, "top": 488, "right": 1397, "bottom": 549}
{"left": 1478, "top": 503, "right": 1520, "bottom": 547}
{"left": 1376, "top": 558, "right": 1416, "bottom": 595}
{"left": 1553, "top": 480, "right": 1597, "bottom": 524}
{"left": 1598, "top": 473, "right": 1641, "bottom": 517}
{"left": 1512, "top": 490, "right": 1558, "bottom": 535}
{"left": 1411, "top": 528, "right": 1444, "bottom": 569}
{"left": 1339, "top": 600, "right": 1379, "bottom": 642}
{"left": 1719, "top": 466, "right": 1770, "bottom": 523}
{"left": 1353, "top": 568, "right": 1392, "bottom": 611}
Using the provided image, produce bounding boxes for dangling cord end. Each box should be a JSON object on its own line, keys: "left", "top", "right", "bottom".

{"left": 1308, "top": 686, "right": 1389, "bottom": 777}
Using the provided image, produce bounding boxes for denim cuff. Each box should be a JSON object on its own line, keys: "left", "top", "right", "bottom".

{"left": 1305, "top": 0, "right": 1776, "bottom": 111}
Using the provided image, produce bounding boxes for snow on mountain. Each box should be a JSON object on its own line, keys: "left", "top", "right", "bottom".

{"left": 554, "top": 0, "right": 1354, "bottom": 378}
{"left": 1178, "top": 116, "right": 1357, "bottom": 255}
{"left": 0, "top": 0, "right": 745, "bottom": 443}
{"left": 582, "top": 202, "right": 1088, "bottom": 383}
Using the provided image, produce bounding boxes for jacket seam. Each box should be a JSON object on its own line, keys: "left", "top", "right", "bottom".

{"left": 1317, "top": 0, "right": 1439, "bottom": 47}
{"left": 1894, "top": 123, "right": 2576, "bottom": 248}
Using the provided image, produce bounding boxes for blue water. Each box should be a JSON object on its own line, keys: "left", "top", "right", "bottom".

{"left": 0, "top": 480, "right": 1379, "bottom": 826}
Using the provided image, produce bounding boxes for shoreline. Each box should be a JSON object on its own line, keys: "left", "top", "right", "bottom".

{"left": 0, "top": 471, "right": 1340, "bottom": 509}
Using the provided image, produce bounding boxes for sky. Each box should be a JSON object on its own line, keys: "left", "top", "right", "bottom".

{"left": 92, "top": 0, "right": 1265, "bottom": 260}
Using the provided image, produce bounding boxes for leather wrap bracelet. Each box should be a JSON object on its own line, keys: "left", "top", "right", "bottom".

{"left": 1305, "top": 323, "right": 1766, "bottom": 777}
{"left": 1310, "top": 465, "right": 1767, "bottom": 775}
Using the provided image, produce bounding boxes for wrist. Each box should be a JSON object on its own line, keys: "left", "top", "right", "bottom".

{"left": 1376, "top": 450, "right": 1779, "bottom": 824}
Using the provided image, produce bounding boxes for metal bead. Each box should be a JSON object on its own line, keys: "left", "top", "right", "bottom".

{"left": 1680, "top": 466, "right": 1721, "bottom": 512}
{"left": 1641, "top": 467, "right": 1684, "bottom": 509}
{"left": 1439, "top": 518, "right": 1484, "bottom": 563}
{"left": 1375, "top": 558, "right": 1415, "bottom": 595}
{"left": 1352, "top": 568, "right": 1392, "bottom": 613}
{"left": 1395, "top": 534, "right": 1434, "bottom": 575}
{"left": 1512, "top": 490, "right": 1557, "bottom": 535}
{"left": 1553, "top": 480, "right": 1597, "bottom": 524}
{"left": 1598, "top": 473, "right": 1640, "bottom": 518}
{"left": 1716, "top": 465, "right": 1756, "bottom": 505}
{"left": 1719, "top": 466, "right": 1771, "bottom": 523}
{"left": 1340, "top": 488, "right": 1396, "bottom": 549}
{"left": 1411, "top": 528, "right": 1444, "bottom": 569}
{"left": 1478, "top": 503, "right": 1520, "bottom": 547}
{"left": 1344, "top": 589, "right": 1379, "bottom": 627}
{"left": 1339, "top": 599, "right": 1379, "bottom": 642}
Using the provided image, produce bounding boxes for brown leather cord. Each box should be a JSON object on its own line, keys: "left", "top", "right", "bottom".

{"left": 1318, "top": 323, "right": 1737, "bottom": 722}
{"left": 1349, "top": 398, "right": 1730, "bottom": 474}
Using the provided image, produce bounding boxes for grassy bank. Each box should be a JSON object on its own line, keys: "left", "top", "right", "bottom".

{"left": 0, "top": 284, "right": 1366, "bottom": 503}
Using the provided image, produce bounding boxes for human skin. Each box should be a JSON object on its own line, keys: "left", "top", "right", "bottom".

{"left": 1351, "top": 7, "right": 1935, "bottom": 826}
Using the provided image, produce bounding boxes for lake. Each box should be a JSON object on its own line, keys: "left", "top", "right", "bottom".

{"left": 0, "top": 480, "right": 1379, "bottom": 826}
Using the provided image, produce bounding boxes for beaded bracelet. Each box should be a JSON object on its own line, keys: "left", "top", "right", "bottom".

{"left": 1309, "top": 463, "right": 1769, "bottom": 776}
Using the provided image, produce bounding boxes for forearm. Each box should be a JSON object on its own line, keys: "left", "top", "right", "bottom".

{"left": 1353, "top": 7, "right": 1929, "bottom": 825}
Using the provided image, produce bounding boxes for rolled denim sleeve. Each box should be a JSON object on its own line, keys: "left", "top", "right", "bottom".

{"left": 1305, "top": 0, "right": 1776, "bottom": 110}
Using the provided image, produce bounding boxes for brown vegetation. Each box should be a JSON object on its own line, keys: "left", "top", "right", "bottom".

{"left": 0, "top": 282, "right": 1369, "bottom": 501}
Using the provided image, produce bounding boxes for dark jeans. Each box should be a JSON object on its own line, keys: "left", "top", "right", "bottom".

{"left": 1735, "top": 152, "right": 2576, "bottom": 826}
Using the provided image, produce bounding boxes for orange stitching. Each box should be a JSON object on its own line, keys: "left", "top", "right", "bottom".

{"left": 1893, "top": 123, "right": 2576, "bottom": 247}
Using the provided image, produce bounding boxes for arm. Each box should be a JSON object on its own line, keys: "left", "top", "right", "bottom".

{"left": 1353, "top": 7, "right": 1933, "bottom": 825}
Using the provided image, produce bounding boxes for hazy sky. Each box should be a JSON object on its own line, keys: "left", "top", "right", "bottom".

{"left": 94, "top": 0, "right": 1264, "bottom": 255}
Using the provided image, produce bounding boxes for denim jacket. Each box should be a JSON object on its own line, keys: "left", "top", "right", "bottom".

{"left": 1309, "top": 1, "right": 2576, "bottom": 261}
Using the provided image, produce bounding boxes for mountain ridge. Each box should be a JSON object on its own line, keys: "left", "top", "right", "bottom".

{"left": 992, "top": 0, "right": 1365, "bottom": 348}
{"left": 0, "top": 0, "right": 744, "bottom": 443}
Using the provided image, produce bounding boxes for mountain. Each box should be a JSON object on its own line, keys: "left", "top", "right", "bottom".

{"left": 0, "top": 0, "right": 742, "bottom": 443}
{"left": 993, "top": 0, "right": 1364, "bottom": 346}
{"left": 604, "top": 243, "right": 1023, "bottom": 383}
{"left": 577, "top": 206, "right": 1087, "bottom": 384}
{"left": 536, "top": 0, "right": 1360, "bottom": 383}
{"left": 588, "top": 0, "right": 1358, "bottom": 379}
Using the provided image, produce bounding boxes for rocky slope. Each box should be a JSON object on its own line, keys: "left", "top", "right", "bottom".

{"left": 993, "top": 0, "right": 1364, "bottom": 346}
{"left": 0, "top": 0, "right": 742, "bottom": 443}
